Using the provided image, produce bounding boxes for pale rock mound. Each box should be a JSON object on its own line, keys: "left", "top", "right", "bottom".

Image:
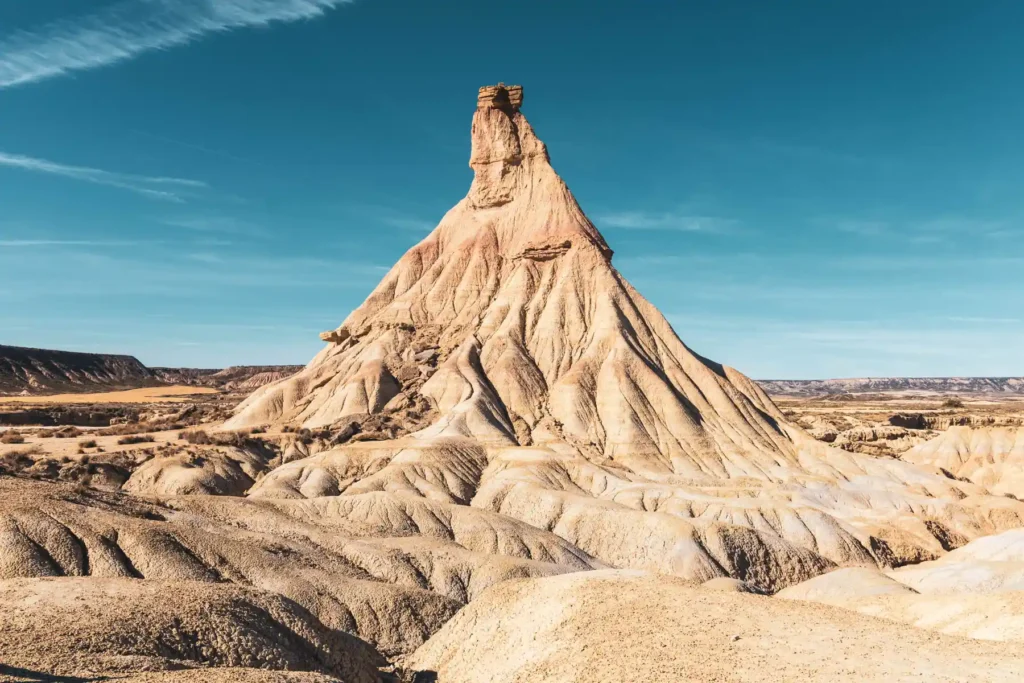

{"left": 777, "top": 566, "right": 918, "bottom": 601}
{"left": 889, "top": 528, "right": 1024, "bottom": 594}
{"left": 903, "top": 426, "right": 1024, "bottom": 498}
{"left": 780, "top": 531, "right": 1024, "bottom": 642}
{"left": 226, "top": 84, "right": 1024, "bottom": 585}
{"left": 0, "top": 577, "right": 385, "bottom": 681}
{"left": 124, "top": 446, "right": 270, "bottom": 496}
{"left": 0, "top": 476, "right": 595, "bottom": 657}
{"left": 785, "top": 589, "right": 1024, "bottom": 643}
{"left": 404, "top": 570, "right": 1024, "bottom": 682}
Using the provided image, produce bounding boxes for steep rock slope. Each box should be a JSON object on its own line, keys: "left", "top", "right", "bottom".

{"left": 228, "top": 84, "right": 790, "bottom": 470}
{"left": 228, "top": 85, "right": 1024, "bottom": 582}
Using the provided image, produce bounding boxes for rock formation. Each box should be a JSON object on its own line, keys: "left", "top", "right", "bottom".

{"left": 228, "top": 84, "right": 1024, "bottom": 580}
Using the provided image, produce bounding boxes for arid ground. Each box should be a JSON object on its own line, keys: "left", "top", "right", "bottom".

{"left": 3, "top": 85, "right": 1024, "bottom": 682}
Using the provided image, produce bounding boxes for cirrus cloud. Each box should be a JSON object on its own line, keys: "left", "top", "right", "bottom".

{"left": 0, "top": 0, "right": 354, "bottom": 90}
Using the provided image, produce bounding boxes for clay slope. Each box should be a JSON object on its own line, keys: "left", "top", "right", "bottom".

{"left": 779, "top": 529, "right": 1024, "bottom": 642}
{"left": 0, "top": 344, "right": 156, "bottom": 395}
{"left": 228, "top": 84, "right": 790, "bottom": 470}
{"left": 405, "top": 570, "right": 1024, "bottom": 682}
{"left": 0, "top": 577, "right": 386, "bottom": 681}
{"left": 0, "top": 475, "right": 597, "bottom": 659}
{"left": 903, "top": 426, "right": 1024, "bottom": 498}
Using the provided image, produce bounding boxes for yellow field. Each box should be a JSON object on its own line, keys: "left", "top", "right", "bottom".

{"left": 0, "top": 385, "right": 220, "bottom": 405}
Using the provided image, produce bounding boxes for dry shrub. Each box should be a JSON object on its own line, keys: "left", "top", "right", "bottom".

{"left": 0, "top": 445, "right": 45, "bottom": 473}
{"left": 78, "top": 439, "right": 98, "bottom": 449}
{"left": 180, "top": 429, "right": 264, "bottom": 449}
{"left": 180, "top": 429, "right": 212, "bottom": 445}
{"left": 942, "top": 397, "right": 964, "bottom": 409}
{"left": 98, "top": 422, "right": 156, "bottom": 437}
{"left": 53, "top": 426, "right": 83, "bottom": 439}
{"left": 117, "top": 434, "right": 155, "bottom": 445}
{"left": 36, "top": 429, "right": 55, "bottom": 439}
{"left": 1, "top": 432, "right": 25, "bottom": 445}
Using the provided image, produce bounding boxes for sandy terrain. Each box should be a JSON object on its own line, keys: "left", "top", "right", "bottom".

{"left": 0, "top": 384, "right": 221, "bottom": 405}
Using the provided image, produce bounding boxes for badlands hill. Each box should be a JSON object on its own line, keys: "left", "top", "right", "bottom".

{"left": 152, "top": 365, "right": 305, "bottom": 392}
{"left": 4, "top": 84, "right": 1024, "bottom": 680}
{"left": 0, "top": 344, "right": 156, "bottom": 395}
{"left": 760, "top": 376, "right": 1024, "bottom": 397}
{"left": 0, "top": 343, "right": 301, "bottom": 396}
{"left": 228, "top": 83, "right": 1024, "bottom": 573}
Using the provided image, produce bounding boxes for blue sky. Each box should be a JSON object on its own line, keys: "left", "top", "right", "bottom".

{"left": 0, "top": 0, "right": 1022, "bottom": 378}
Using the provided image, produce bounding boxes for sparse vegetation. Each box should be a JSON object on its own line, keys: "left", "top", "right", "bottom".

{"left": 53, "top": 426, "right": 83, "bottom": 439}
{"left": 117, "top": 434, "right": 155, "bottom": 445}
{"left": 180, "top": 429, "right": 213, "bottom": 444}
{"left": 942, "top": 397, "right": 965, "bottom": 409}
{"left": 78, "top": 439, "right": 98, "bottom": 449}
{"left": 1, "top": 432, "right": 26, "bottom": 444}
{"left": 180, "top": 428, "right": 268, "bottom": 449}
{"left": 98, "top": 422, "right": 160, "bottom": 436}
{"left": 0, "top": 445, "right": 45, "bottom": 474}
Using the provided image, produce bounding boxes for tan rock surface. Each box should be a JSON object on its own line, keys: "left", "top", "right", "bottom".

{"left": 780, "top": 531, "right": 1024, "bottom": 642}
{"left": 903, "top": 426, "right": 1024, "bottom": 498}
{"left": 0, "top": 476, "right": 593, "bottom": 660}
{"left": 0, "top": 577, "right": 385, "bottom": 682}
{"left": 405, "top": 570, "right": 1024, "bottom": 682}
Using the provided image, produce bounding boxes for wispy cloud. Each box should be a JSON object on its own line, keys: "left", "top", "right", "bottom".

{"left": 162, "top": 216, "right": 268, "bottom": 236}
{"left": 596, "top": 211, "right": 737, "bottom": 233}
{"left": 835, "top": 220, "right": 889, "bottom": 237}
{"left": 379, "top": 215, "right": 436, "bottom": 232}
{"left": 0, "top": 150, "right": 205, "bottom": 201}
{"left": 187, "top": 252, "right": 224, "bottom": 264}
{"left": 0, "top": 0, "right": 354, "bottom": 89}
{"left": 947, "top": 316, "right": 1021, "bottom": 325}
{"left": 339, "top": 203, "right": 438, "bottom": 232}
{"left": 828, "top": 215, "right": 1016, "bottom": 243}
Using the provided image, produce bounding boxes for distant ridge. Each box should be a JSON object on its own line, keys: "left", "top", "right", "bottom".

{"left": 0, "top": 344, "right": 156, "bottom": 395}
{"left": 153, "top": 365, "right": 305, "bottom": 392}
{"left": 758, "top": 377, "right": 1024, "bottom": 397}
{"left": 0, "top": 344, "right": 302, "bottom": 396}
